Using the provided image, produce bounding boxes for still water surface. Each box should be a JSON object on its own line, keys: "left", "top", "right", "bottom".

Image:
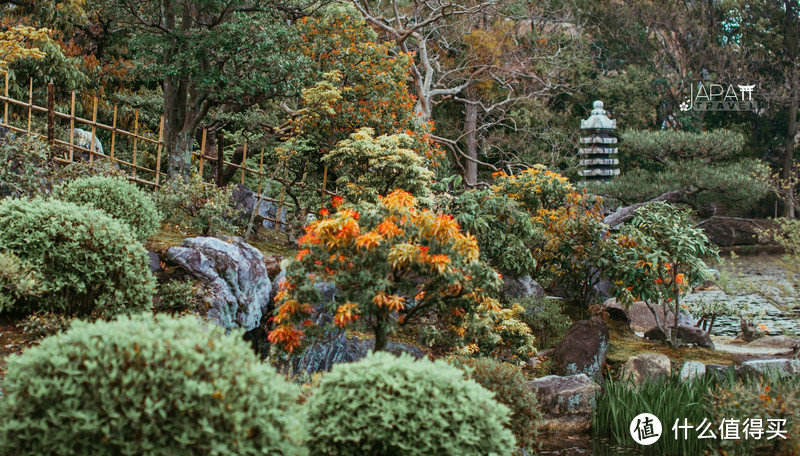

{"left": 682, "top": 254, "right": 800, "bottom": 337}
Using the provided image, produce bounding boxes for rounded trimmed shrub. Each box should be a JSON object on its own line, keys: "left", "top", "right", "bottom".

{"left": 0, "top": 314, "right": 308, "bottom": 455}
{"left": 54, "top": 175, "right": 162, "bottom": 240}
{"left": 0, "top": 198, "right": 155, "bottom": 316}
{"left": 306, "top": 352, "right": 516, "bottom": 456}
{"left": 454, "top": 357, "right": 542, "bottom": 452}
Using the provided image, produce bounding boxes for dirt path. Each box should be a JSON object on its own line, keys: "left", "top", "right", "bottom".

{"left": 0, "top": 316, "right": 33, "bottom": 383}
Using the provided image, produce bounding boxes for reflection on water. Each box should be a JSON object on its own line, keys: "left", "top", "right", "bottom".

{"left": 682, "top": 254, "right": 800, "bottom": 337}
{"left": 538, "top": 434, "right": 654, "bottom": 456}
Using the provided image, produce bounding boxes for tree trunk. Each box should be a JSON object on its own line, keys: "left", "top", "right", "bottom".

{"left": 644, "top": 301, "right": 668, "bottom": 339}
{"left": 783, "top": 65, "right": 799, "bottom": 218}
{"left": 463, "top": 99, "right": 479, "bottom": 187}
{"left": 373, "top": 315, "right": 388, "bottom": 352}
{"left": 603, "top": 189, "right": 687, "bottom": 227}
{"left": 672, "top": 290, "right": 680, "bottom": 346}
{"left": 164, "top": 128, "right": 192, "bottom": 177}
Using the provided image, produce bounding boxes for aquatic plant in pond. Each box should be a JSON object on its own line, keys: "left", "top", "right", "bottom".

{"left": 595, "top": 373, "right": 718, "bottom": 455}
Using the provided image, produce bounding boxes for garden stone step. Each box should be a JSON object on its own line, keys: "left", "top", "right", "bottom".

{"left": 620, "top": 353, "right": 671, "bottom": 386}
{"left": 527, "top": 374, "right": 601, "bottom": 433}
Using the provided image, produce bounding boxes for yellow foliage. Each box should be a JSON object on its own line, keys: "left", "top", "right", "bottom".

{"left": 0, "top": 26, "right": 50, "bottom": 70}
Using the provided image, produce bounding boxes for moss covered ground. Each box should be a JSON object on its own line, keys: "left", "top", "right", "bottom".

{"left": 606, "top": 320, "right": 736, "bottom": 376}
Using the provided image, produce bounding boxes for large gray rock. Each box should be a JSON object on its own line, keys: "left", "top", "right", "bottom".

{"left": 73, "top": 128, "right": 104, "bottom": 157}
{"left": 270, "top": 269, "right": 287, "bottom": 305}
{"left": 740, "top": 359, "right": 800, "bottom": 378}
{"left": 553, "top": 317, "right": 609, "bottom": 383}
{"left": 747, "top": 335, "right": 800, "bottom": 349}
{"left": 679, "top": 361, "right": 706, "bottom": 383}
{"left": 528, "top": 374, "right": 601, "bottom": 433}
{"left": 291, "top": 333, "right": 426, "bottom": 374}
{"left": 231, "top": 184, "right": 287, "bottom": 231}
{"left": 644, "top": 325, "right": 714, "bottom": 349}
{"left": 166, "top": 236, "right": 271, "bottom": 331}
{"left": 501, "top": 274, "right": 545, "bottom": 300}
{"left": 147, "top": 250, "right": 162, "bottom": 273}
{"left": 676, "top": 325, "right": 714, "bottom": 349}
{"left": 706, "top": 363, "right": 737, "bottom": 381}
{"left": 621, "top": 353, "right": 671, "bottom": 386}
{"left": 696, "top": 217, "right": 778, "bottom": 247}
{"left": 604, "top": 299, "right": 694, "bottom": 332}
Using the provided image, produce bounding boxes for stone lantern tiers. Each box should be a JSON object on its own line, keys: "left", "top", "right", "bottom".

{"left": 579, "top": 100, "right": 619, "bottom": 181}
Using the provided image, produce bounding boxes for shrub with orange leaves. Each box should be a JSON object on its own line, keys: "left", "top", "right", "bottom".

{"left": 457, "top": 301, "right": 537, "bottom": 361}
{"left": 273, "top": 4, "right": 443, "bottom": 223}
{"left": 269, "top": 189, "right": 501, "bottom": 353}
{"left": 709, "top": 375, "right": 800, "bottom": 455}
{"left": 534, "top": 189, "right": 621, "bottom": 306}
{"left": 608, "top": 202, "right": 718, "bottom": 345}
{"left": 465, "top": 165, "right": 618, "bottom": 305}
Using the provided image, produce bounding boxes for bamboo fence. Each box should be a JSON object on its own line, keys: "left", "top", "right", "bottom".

{"left": 0, "top": 75, "right": 335, "bottom": 228}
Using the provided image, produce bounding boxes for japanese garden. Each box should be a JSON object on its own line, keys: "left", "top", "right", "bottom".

{"left": 1, "top": 0, "right": 800, "bottom": 455}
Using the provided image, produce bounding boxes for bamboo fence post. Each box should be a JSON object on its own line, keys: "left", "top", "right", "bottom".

{"left": 132, "top": 109, "right": 139, "bottom": 178}
{"left": 47, "top": 82, "right": 54, "bottom": 145}
{"left": 89, "top": 97, "right": 98, "bottom": 163}
{"left": 109, "top": 104, "right": 117, "bottom": 160}
{"left": 69, "top": 91, "right": 76, "bottom": 162}
{"left": 26, "top": 78, "right": 32, "bottom": 135}
{"left": 3, "top": 72, "right": 8, "bottom": 125}
{"left": 199, "top": 128, "right": 207, "bottom": 178}
{"left": 154, "top": 116, "right": 164, "bottom": 187}
{"left": 240, "top": 141, "right": 247, "bottom": 184}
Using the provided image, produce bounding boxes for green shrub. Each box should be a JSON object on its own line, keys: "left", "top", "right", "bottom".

{"left": 594, "top": 129, "right": 769, "bottom": 214}
{"left": 708, "top": 374, "right": 800, "bottom": 455}
{"left": 0, "top": 314, "right": 308, "bottom": 455}
{"left": 305, "top": 352, "right": 516, "bottom": 456}
{"left": 517, "top": 296, "right": 571, "bottom": 349}
{"left": 17, "top": 311, "right": 75, "bottom": 340}
{"left": 54, "top": 175, "right": 162, "bottom": 240}
{"left": 155, "top": 279, "right": 212, "bottom": 314}
{"left": 0, "top": 135, "right": 52, "bottom": 198}
{"left": 156, "top": 174, "right": 238, "bottom": 236}
{"left": 0, "top": 250, "right": 45, "bottom": 313}
{"left": 453, "top": 357, "right": 541, "bottom": 452}
{"left": 52, "top": 158, "right": 127, "bottom": 182}
{"left": 0, "top": 198, "right": 155, "bottom": 316}
{"left": 445, "top": 189, "right": 543, "bottom": 276}
{"left": 322, "top": 127, "right": 434, "bottom": 204}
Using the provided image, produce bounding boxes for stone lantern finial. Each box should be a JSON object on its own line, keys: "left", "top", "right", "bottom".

{"left": 581, "top": 100, "right": 617, "bottom": 130}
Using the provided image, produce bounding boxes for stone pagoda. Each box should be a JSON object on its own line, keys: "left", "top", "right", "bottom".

{"left": 579, "top": 100, "right": 618, "bottom": 181}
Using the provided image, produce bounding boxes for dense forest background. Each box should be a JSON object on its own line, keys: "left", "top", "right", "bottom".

{"left": 2, "top": 0, "right": 797, "bottom": 220}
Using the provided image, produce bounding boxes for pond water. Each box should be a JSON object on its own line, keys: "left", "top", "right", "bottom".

{"left": 681, "top": 253, "right": 800, "bottom": 338}
{"left": 537, "top": 254, "right": 800, "bottom": 455}
{"left": 538, "top": 435, "right": 639, "bottom": 455}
